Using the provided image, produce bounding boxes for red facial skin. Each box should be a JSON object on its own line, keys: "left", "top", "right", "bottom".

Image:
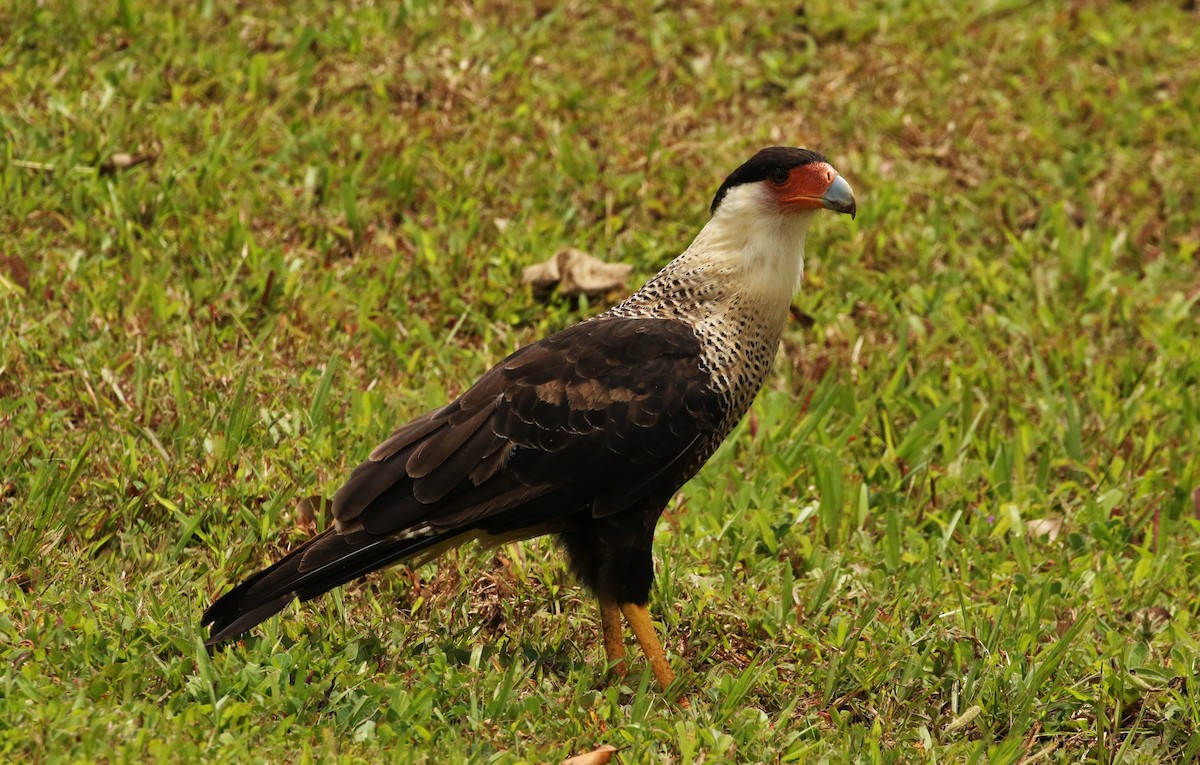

{"left": 768, "top": 161, "right": 839, "bottom": 212}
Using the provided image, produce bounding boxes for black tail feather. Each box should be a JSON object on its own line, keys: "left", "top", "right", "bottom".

{"left": 202, "top": 528, "right": 454, "bottom": 646}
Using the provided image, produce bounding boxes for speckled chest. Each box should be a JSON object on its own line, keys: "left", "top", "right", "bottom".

{"left": 601, "top": 267, "right": 788, "bottom": 463}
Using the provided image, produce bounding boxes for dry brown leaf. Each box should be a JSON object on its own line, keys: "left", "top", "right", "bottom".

{"left": 293, "top": 495, "right": 326, "bottom": 533}
{"left": 561, "top": 744, "right": 619, "bottom": 765}
{"left": 1025, "top": 517, "right": 1063, "bottom": 541}
{"left": 99, "top": 142, "right": 162, "bottom": 175}
{"left": 1127, "top": 606, "right": 1171, "bottom": 633}
{"left": 522, "top": 248, "right": 633, "bottom": 297}
{"left": 0, "top": 254, "right": 30, "bottom": 292}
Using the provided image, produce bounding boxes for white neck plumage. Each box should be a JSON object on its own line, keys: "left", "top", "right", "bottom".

{"left": 663, "top": 182, "right": 814, "bottom": 318}
{"left": 607, "top": 182, "right": 815, "bottom": 347}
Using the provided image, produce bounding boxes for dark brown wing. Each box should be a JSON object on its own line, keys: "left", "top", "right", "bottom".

{"left": 334, "top": 316, "right": 724, "bottom": 532}
{"left": 203, "top": 316, "right": 724, "bottom": 644}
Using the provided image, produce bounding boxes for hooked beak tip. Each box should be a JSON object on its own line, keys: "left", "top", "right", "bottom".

{"left": 822, "top": 174, "right": 857, "bottom": 219}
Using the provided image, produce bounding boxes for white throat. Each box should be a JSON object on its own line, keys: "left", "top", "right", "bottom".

{"left": 606, "top": 182, "right": 817, "bottom": 342}
{"left": 657, "top": 182, "right": 816, "bottom": 326}
{"left": 673, "top": 182, "right": 815, "bottom": 315}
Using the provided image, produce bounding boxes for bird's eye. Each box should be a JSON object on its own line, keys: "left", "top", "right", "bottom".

{"left": 770, "top": 168, "right": 789, "bottom": 185}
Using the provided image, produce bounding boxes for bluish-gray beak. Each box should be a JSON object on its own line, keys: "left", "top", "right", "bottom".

{"left": 822, "top": 174, "right": 856, "bottom": 219}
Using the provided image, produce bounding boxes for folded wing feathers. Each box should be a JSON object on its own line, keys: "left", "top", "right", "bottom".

{"left": 411, "top": 411, "right": 507, "bottom": 503}
{"left": 340, "top": 318, "right": 717, "bottom": 542}
{"left": 368, "top": 410, "right": 444, "bottom": 462}
{"left": 406, "top": 400, "right": 496, "bottom": 479}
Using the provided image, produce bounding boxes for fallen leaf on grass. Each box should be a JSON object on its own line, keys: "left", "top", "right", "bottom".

{"left": 522, "top": 248, "right": 633, "bottom": 298}
{"left": 1025, "top": 517, "right": 1062, "bottom": 541}
{"left": 293, "top": 495, "right": 327, "bottom": 533}
{"left": 99, "top": 142, "right": 162, "bottom": 175}
{"left": 1127, "top": 606, "right": 1171, "bottom": 633}
{"left": 561, "top": 744, "right": 619, "bottom": 765}
{"left": 0, "top": 254, "right": 30, "bottom": 292}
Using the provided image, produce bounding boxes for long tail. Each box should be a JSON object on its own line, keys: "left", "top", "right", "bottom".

{"left": 202, "top": 528, "right": 453, "bottom": 646}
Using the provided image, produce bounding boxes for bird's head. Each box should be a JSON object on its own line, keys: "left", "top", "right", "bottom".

{"left": 709, "top": 147, "right": 856, "bottom": 220}
{"left": 687, "top": 147, "right": 855, "bottom": 307}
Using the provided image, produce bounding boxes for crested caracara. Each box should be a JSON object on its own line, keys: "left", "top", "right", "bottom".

{"left": 203, "top": 146, "right": 857, "bottom": 691}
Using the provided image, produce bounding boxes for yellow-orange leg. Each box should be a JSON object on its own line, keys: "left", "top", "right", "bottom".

{"left": 599, "top": 598, "right": 626, "bottom": 677}
{"left": 620, "top": 602, "right": 676, "bottom": 692}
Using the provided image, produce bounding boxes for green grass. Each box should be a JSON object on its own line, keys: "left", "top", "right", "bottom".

{"left": 3, "top": 0, "right": 1200, "bottom": 761}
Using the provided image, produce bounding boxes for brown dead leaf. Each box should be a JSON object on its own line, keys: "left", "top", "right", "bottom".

{"left": 0, "top": 254, "right": 30, "bottom": 292}
{"left": 561, "top": 744, "right": 619, "bottom": 765}
{"left": 99, "top": 141, "right": 162, "bottom": 175}
{"left": 522, "top": 248, "right": 633, "bottom": 297}
{"left": 293, "top": 495, "right": 327, "bottom": 533}
{"left": 1025, "top": 517, "right": 1063, "bottom": 542}
{"left": 1127, "top": 606, "right": 1171, "bottom": 633}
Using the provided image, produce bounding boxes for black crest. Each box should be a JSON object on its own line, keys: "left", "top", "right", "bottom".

{"left": 709, "top": 147, "right": 827, "bottom": 214}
